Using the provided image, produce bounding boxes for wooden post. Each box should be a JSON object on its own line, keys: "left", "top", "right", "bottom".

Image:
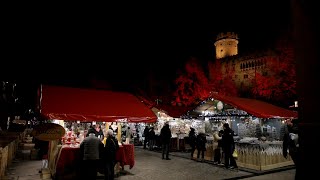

{"left": 117, "top": 123, "right": 121, "bottom": 143}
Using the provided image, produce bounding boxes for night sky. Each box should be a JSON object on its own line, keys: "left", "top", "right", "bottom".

{"left": 3, "top": 0, "right": 291, "bottom": 89}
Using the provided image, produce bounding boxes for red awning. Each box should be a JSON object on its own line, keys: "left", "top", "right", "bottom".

{"left": 40, "top": 85, "right": 157, "bottom": 123}
{"left": 211, "top": 94, "right": 298, "bottom": 119}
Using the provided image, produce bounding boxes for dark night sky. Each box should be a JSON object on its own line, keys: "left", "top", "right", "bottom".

{"left": 3, "top": 0, "right": 291, "bottom": 90}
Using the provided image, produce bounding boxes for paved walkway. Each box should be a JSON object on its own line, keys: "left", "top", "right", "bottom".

{"left": 4, "top": 147, "right": 295, "bottom": 180}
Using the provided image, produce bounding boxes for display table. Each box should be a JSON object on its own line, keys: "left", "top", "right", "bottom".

{"left": 54, "top": 144, "right": 134, "bottom": 179}
{"left": 235, "top": 142, "right": 294, "bottom": 171}
{"left": 116, "top": 144, "right": 135, "bottom": 169}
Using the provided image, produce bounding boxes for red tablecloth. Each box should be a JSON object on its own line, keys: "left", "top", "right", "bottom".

{"left": 55, "top": 144, "right": 135, "bottom": 175}
{"left": 116, "top": 144, "right": 135, "bottom": 169}
{"left": 55, "top": 147, "right": 81, "bottom": 176}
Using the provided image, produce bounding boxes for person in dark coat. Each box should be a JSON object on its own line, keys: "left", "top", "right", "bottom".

{"left": 102, "top": 129, "right": 119, "bottom": 180}
{"left": 222, "top": 123, "right": 238, "bottom": 169}
{"left": 96, "top": 124, "right": 104, "bottom": 140}
{"left": 148, "top": 127, "right": 156, "bottom": 150}
{"left": 283, "top": 119, "right": 299, "bottom": 166}
{"left": 196, "top": 130, "right": 207, "bottom": 162}
{"left": 160, "top": 122, "right": 172, "bottom": 160}
{"left": 143, "top": 126, "right": 150, "bottom": 149}
{"left": 188, "top": 127, "right": 197, "bottom": 159}
{"left": 80, "top": 132, "right": 104, "bottom": 179}
{"left": 86, "top": 124, "right": 97, "bottom": 137}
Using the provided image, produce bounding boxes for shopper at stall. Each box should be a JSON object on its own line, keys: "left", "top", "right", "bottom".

{"left": 80, "top": 132, "right": 104, "bottom": 179}
{"left": 86, "top": 124, "right": 97, "bottom": 137}
{"left": 102, "top": 129, "right": 119, "bottom": 180}
{"left": 148, "top": 127, "right": 156, "bottom": 151}
{"left": 160, "top": 122, "right": 172, "bottom": 160}
{"left": 213, "top": 130, "right": 223, "bottom": 164}
{"left": 222, "top": 123, "right": 238, "bottom": 169}
{"left": 96, "top": 124, "right": 104, "bottom": 140}
{"left": 283, "top": 118, "right": 299, "bottom": 166}
{"left": 188, "top": 127, "right": 197, "bottom": 159}
{"left": 125, "top": 126, "right": 133, "bottom": 144}
{"left": 196, "top": 129, "right": 207, "bottom": 162}
{"left": 143, "top": 125, "right": 150, "bottom": 149}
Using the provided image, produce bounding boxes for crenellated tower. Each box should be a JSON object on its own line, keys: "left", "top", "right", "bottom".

{"left": 214, "top": 32, "right": 239, "bottom": 59}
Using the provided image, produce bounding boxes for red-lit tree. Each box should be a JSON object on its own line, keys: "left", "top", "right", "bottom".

{"left": 173, "top": 57, "right": 210, "bottom": 106}
{"left": 252, "top": 36, "right": 296, "bottom": 105}
{"left": 173, "top": 57, "right": 239, "bottom": 106}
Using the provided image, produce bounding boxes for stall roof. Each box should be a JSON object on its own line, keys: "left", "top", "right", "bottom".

{"left": 40, "top": 85, "right": 157, "bottom": 123}
{"left": 155, "top": 104, "right": 195, "bottom": 118}
{"left": 211, "top": 94, "right": 298, "bottom": 119}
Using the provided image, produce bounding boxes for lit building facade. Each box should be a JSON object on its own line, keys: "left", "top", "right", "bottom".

{"left": 214, "top": 32, "right": 277, "bottom": 89}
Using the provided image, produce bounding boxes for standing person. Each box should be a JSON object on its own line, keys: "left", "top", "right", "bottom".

{"left": 160, "top": 122, "right": 172, "bottom": 160}
{"left": 148, "top": 127, "right": 156, "bottom": 150}
{"left": 196, "top": 130, "right": 207, "bottom": 162}
{"left": 125, "top": 126, "right": 133, "bottom": 144}
{"left": 222, "top": 123, "right": 238, "bottom": 169}
{"left": 102, "top": 129, "right": 119, "bottom": 180}
{"left": 80, "top": 132, "right": 104, "bottom": 179}
{"left": 283, "top": 118, "right": 299, "bottom": 166}
{"left": 188, "top": 127, "right": 197, "bottom": 159}
{"left": 34, "top": 138, "right": 49, "bottom": 173}
{"left": 96, "top": 124, "right": 104, "bottom": 140}
{"left": 143, "top": 125, "right": 150, "bottom": 149}
{"left": 213, "top": 130, "right": 223, "bottom": 164}
{"left": 86, "top": 124, "right": 97, "bottom": 137}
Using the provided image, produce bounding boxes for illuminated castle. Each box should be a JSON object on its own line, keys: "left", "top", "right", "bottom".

{"left": 214, "top": 32, "right": 239, "bottom": 59}
{"left": 214, "top": 32, "right": 276, "bottom": 90}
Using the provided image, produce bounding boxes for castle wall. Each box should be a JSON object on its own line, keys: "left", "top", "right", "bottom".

{"left": 220, "top": 55, "right": 274, "bottom": 89}
{"left": 215, "top": 32, "right": 276, "bottom": 90}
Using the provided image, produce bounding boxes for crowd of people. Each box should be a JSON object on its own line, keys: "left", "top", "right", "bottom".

{"left": 142, "top": 122, "right": 238, "bottom": 169}
{"left": 80, "top": 119, "right": 298, "bottom": 179}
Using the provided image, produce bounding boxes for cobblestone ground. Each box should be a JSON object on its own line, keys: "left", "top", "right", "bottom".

{"left": 4, "top": 147, "right": 295, "bottom": 180}
{"left": 116, "top": 148, "right": 249, "bottom": 180}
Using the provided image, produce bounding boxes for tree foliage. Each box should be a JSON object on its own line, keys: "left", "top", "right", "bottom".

{"left": 252, "top": 36, "right": 296, "bottom": 105}
{"left": 173, "top": 57, "right": 210, "bottom": 106}
{"left": 173, "top": 57, "right": 238, "bottom": 106}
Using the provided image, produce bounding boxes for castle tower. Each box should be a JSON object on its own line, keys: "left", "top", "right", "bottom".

{"left": 214, "top": 32, "right": 239, "bottom": 59}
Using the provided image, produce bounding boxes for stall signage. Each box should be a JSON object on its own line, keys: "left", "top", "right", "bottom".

{"left": 31, "top": 123, "right": 65, "bottom": 141}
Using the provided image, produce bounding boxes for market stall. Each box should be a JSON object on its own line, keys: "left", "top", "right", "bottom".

{"left": 38, "top": 85, "right": 157, "bottom": 178}
{"left": 184, "top": 93, "right": 298, "bottom": 170}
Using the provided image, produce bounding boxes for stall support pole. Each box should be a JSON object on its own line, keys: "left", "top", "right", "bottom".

{"left": 117, "top": 123, "right": 121, "bottom": 143}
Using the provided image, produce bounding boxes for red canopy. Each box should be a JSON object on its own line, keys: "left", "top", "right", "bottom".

{"left": 40, "top": 85, "right": 157, "bottom": 123}
{"left": 211, "top": 93, "right": 298, "bottom": 119}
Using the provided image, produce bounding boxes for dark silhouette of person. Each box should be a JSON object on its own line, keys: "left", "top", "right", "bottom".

{"left": 196, "top": 130, "right": 207, "bottom": 162}
{"left": 188, "top": 127, "right": 197, "bottom": 159}
{"left": 160, "top": 122, "right": 172, "bottom": 160}
{"left": 101, "top": 129, "right": 119, "bottom": 180}
{"left": 148, "top": 127, "right": 156, "bottom": 150}
{"left": 283, "top": 119, "right": 299, "bottom": 166}
{"left": 222, "top": 123, "right": 237, "bottom": 169}
{"left": 143, "top": 126, "right": 150, "bottom": 149}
